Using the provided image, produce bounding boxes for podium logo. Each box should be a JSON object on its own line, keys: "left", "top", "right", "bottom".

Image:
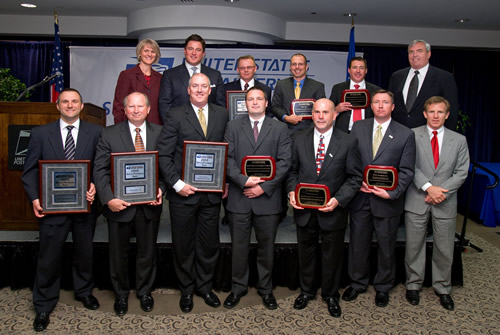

{"left": 8, "top": 125, "right": 35, "bottom": 171}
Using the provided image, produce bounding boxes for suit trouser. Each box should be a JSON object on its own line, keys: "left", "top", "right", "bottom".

{"left": 348, "top": 208, "right": 400, "bottom": 293}
{"left": 169, "top": 194, "right": 220, "bottom": 295}
{"left": 227, "top": 211, "right": 280, "bottom": 295}
{"left": 108, "top": 207, "right": 160, "bottom": 299}
{"left": 405, "top": 210, "right": 456, "bottom": 294}
{"left": 33, "top": 216, "right": 95, "bottom": 313}
{"left": 297, "top": 213, "right": 346, "bottom": 299}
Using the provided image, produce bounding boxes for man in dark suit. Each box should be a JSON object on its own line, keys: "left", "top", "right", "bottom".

{"left": 272, "top": 53, "right": 326, "bottom": 134}
{"left": 329, "top": 57, "right": 381, "bottom": 133}
{"left": 222, "top": 55, "right": 274, "bottom": 118}
{"left": 343, "top": 90, "right": 416, "bottom": 308}
{"left": 404, "top": 96, "right": 469, "bottom": 311}
{"left": 222, "top": 87, "right": 292, "bottom": 310}
{"left": 93, "top": 92, "right": 164, "bottom": 316}
{"left": 287, "top": 98, "right": 363, "bottom": 318}
{"left": 21, "top": 88, "right": 102, "bottom": 332}
{"left": 157, "top": 73, "right": 229, "bottom": 312}
{"left": 158, "top": 34, "right": 225, "bottom": 122}
{"left": 388, "top": 40, "right": 459, "bottom": 130}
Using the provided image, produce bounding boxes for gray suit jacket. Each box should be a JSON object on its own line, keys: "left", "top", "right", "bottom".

{"left": 349, "top": 118, "right": 416, "bottom": 217}
{"left": 93, "top": 121, "right": 165, "bottom": 222}
{"left": 224, "top": 116, "right": 292, "bottom": 215}
{"left": 271, "top": 77, "right": 325, "bottom": 120}
{"left": 329, "top": 80, "right": 381, "bottom": 133}
{"left": 404, "top": 126, "right": 469, "bottom": 218}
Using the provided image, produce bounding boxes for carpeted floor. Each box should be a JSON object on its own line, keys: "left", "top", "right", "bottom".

{"left": 1, "top": 232, "right": 499, "bottom": 334}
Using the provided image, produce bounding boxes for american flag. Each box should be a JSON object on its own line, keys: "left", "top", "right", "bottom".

{"left": 50, "top": 14, "right": 64, "bottom": 103}
{"left": 346, "top": 24, "right": 355, "bottom": 81}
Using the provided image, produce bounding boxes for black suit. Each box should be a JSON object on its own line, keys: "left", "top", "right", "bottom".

{"left": 157, "top": 102, "right": 228, "bottom": 295}
{"left": 329, "top": 81, "right": 381, "bottom": 133}
{"left": 93, "top": 121, "right": 164, "bottom": 299}
{"left": 222, "top": 79, "right": 274, "bottom": 118}
{"left": 224, "top": 116, "right": 292, "bottom": 295}
{"left": 272, "top": 77, "right": 326, "bottom": 133}
{"left": 287, "top": 127, "right": 363, "bottom": 298}
{"left": 21, "top": 119, "right": 101, "bottom": 313}
{"left": 348, "top": 118, "right": 416, "bottom": 293}
{"left": 388, "top": 65, "right": 459, "bottom": 130}
{"left": 158, "top": 63, "right": 225, "bottom": 122}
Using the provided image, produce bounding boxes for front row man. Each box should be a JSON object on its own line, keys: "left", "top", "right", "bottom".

{"left": 404, "top": 96, "right": 469, "bottom": 310}
{"left": 343, "top": 90, "right": 416, "bottom": 308}
{"left": 288, "top": 98, "right": 363, "bottom": 318}
{"left": 93, "top": 92, "right": 164, "bottom": 316}
{"left": 223, "top": 87, "right": 292, "bottom": 310}
{"left": 22, "top": 88, "right": 102, "bottom": 332}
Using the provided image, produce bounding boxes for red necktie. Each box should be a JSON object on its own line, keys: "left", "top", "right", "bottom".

{"left": 431, "top": 130, "right": 439, "bottom": 169}
{"left": 253, "top": 120, "right": 259, "bottom": 143}
{"left": 315, "top": 135, "right": 325, "bottom": 175}
{"left": 352, "top": 84, "right": 362, "bottom": 123}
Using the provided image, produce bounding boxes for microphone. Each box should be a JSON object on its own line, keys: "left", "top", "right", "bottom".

{"left": 15, "top": 72, "right": 62, "bottom": 101}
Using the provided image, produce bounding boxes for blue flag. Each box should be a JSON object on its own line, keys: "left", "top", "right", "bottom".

{"left": 346, "top": 25, "right": 355, "bottom": 81}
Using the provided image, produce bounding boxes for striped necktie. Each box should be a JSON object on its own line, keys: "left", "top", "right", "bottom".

{"left": 134, "top": 128, "right": 145, "bottom": 152}
{"left": 372, "top": 125, "right": 383, "bottom": 158}
{"left": 64, "top": 125, "right": 75, "bottom": 160}
{"left": 315, "top": 135, "right": 325, "bottom": 175}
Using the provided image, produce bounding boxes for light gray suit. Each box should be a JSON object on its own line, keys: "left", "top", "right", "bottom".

{"left": 404, "top": 126, "right": 469, "bottom": 294}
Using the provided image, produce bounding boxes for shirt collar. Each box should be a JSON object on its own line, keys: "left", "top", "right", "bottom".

{"left": 60, "top": 118, "right": 80, "bottom": 131}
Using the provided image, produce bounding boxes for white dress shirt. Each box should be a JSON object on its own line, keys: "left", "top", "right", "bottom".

{"left": 60, "top": 118, "right": 80, "bottom": 148}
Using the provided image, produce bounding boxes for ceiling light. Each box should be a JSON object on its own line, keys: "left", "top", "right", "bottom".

{"left": 343, "top": 13, "right": 357, "bottom": 17}
{"left": 455, "top": 18, "right": 471, "bottom": 23}
{"left": 225, "top": 0, "right": 240, "bottom": 3}
{"left": 21, "top": 3, "right": 37, "bottom": 8}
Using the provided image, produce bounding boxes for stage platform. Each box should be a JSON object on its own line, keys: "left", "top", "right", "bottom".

{"left": 0, "top": 206, "right": 463, "bottom": 292}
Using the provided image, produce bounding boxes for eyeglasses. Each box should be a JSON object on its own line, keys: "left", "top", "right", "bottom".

{"left": 238, "top": 66, "right": 256, "bottom": 71}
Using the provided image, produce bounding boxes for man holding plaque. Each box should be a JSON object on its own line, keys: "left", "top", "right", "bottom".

{"left": 272, "top": 53, "right": 326, "bottom": 134}
{"left": 343, "top": 90, "right": 416, "bottom": 308}
{"left": 21, "top": 88, "right": 102, "bottom": 332}
{"left": 329, "top": 57, "right": 381, "bottom": 133}
{"left": 404, "top": 96, "right": 469, "bottom": 310}
{"left": 222, "top": 55, "right": 273, "bottom": 119}
{"left": 157, "top": 73, "right": 229, "bottom": 312}
{"left": 388, "top": 40, "right": 459, "bottom": 130}
{"left": 222, "top": 86, "right": 292, "bottom": 310}
{"left": 93, "top": 92, "right": 164, "bottom": 316}
{"left": 158, "top": 34, "right": 225, "bottom": 122}
{"left": 287, "top": 98, "right": 363, "bottom": 318}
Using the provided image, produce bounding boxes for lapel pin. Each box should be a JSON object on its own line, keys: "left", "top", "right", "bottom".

{"left": 389, "top": 135, "right": 393, "bottom": 139}
{"left": 329, "top": 153, "right": 333, "bottom": 157}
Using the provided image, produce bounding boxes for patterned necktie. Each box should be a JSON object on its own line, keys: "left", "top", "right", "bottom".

{"left": 431, "top": 130, "right": 439, "bottom": 169}
{"left": 253, "top": 120, "right": 259, "bottom": 143}
{"left": 294, "top": 82, "right": 301, "bottom": 99}
{"left": 372, "top": 125, "right": 383, "bottom": 158}
{"left": 134, "top": 128, "right": 145, "bottom": 152}
{"left": 191, "top": 66, "right": 198, "bottom": 77}
{"left": 315, "top": 135, "right": 325, "bottom": 175}
{"left": 352, "top": 84, "right": 362, "bottom": 123}
{"left": 406, "top": 70, "right": 420, "bottom": 111}
{"left": 198, "top": 108, "right": 207, "bottom": 136}
{"left": 244, "top": 82, "right": 249, "bottom": 91}
{"left": 64, "top": 125, "right": 75, "bottom": 160}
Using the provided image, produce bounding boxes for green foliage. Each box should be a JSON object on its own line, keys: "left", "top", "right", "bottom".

{"left": 456, "top": 110, "right": 471, "bottom": 135}
{"left": 0, "top": 68, "right": 30, "bottom": 101}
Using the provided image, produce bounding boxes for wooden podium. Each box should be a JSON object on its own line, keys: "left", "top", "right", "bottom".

{"left": 0, "top": 102, "right": 106, "bottom": 230}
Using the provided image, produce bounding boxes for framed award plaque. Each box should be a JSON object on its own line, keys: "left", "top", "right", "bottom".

{"left": 290, "top": 99, "right": 315, "bottom": 119}
{"left": 341, "top": 89, "right": 370, "bottom": 109}
{"left": 294, "top": 183, "right": 331, "bottom": 209}
{"left": 226, "top": 90, "right": 248, "bottom": 120}
{"left": 363, "top": 165, "right": 398, "bottom": 191}
{"left": 241, "top": 156, "right": 276, "bottom": 181}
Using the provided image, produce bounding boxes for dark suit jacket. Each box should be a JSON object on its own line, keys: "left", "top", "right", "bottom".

{"left": 224, "top": 116, "right": 292, "bottom": 215}
{"left": 388, "top": 65, "right": 459, "bottom": 130}
{"left": 158, "top": 63, "right": 225, "bottom": 122}
{"left": 93, "top": 121, "right": 165, "bottom": 222}
{"left": 271, "top": 77, "right": 326, "bottom": 120}
{"left": 222, "top": 79, "right": 274, "bottom": 118}
{"left": 157, "top": 102, "right": 229, "bottom": 205}
{"left": 287, "top": 127, "right": 363, "bottom": 231}
{"left": 21, "top": 119, "right": 102, "bottom": 225}
{"left": 112, "top": 64, "right": 162, "bottom": 125}
{"left": 349, "top": 118, "right": 416, "bottom": 217}
{"left": 329, "top": 80, "right": 381, "bottom": 133}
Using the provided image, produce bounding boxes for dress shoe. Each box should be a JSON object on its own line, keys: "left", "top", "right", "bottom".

{"left": 76, "top": 294, "right": 100, "bottom": 310}
{"left": 436, "top": 293, "right": 455, "bottom": 311}
{"left": 223, "top": 291, "right": 247, "bottom": 309}
{"left": 375, "top": 291, "right": 389, "bottom": 307}
{"left": 114, "top": 298, "right": 128, "bottom": 316}
{"left": 324, "top": 297, "right": 342, "bottom": 318}
{"left": 179, "top": 294, "right": 193, "bottom": 313}
{"left": 139, "top": 294, "right": 154, "bottom": 312}
{"left": 293, "top": 293, "right": 313, "bottom": 310}
{"left": 406, "top": 290, "right": 420, "bottom": 305}
{"left": 258, "top": 292, "right": 277, "bottom": 310}
{"left": 33, "top": 312, "right": 50, "bottom": 332}
{"left": 342, "top": 286, "right": 364, "bottom": 302}
{"left": 197, "top": 291, "right": 221, "bottom": 308}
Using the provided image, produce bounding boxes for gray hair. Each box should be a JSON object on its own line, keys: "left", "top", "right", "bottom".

{"left": 408, "top": 40, "right": 431, "bottom": 52}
